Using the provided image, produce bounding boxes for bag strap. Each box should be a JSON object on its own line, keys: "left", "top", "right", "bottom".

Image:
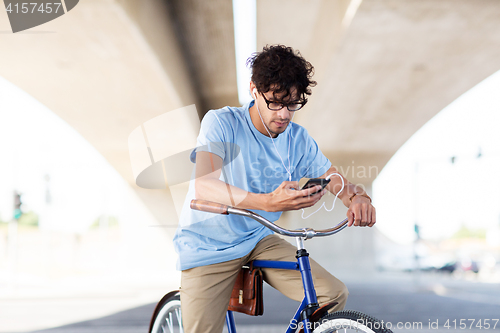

{"left": 248, "top": 261, "right": 254, "bottom": 271}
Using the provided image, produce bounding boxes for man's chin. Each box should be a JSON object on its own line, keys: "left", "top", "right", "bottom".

{"left": 270, "top": 126, "right": 287, "bottom": 137}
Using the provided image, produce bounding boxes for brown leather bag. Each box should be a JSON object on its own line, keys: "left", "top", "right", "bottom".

{"left": 228, "top": 262, "right": 264, "bottom": 316}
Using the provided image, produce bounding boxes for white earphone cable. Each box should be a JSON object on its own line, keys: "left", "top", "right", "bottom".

{"left": 253, "top": 92, "right": 342, "bottom": 218}
{"left": 254, "top": 93, "right": 292, "bottom": 181}
{"left": 301, "top": 172, "right": 344, "bottom": 219}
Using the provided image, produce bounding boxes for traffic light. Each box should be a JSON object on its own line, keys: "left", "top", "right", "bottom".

{"left": 13, "top": 191, "right": 22, "bottom": 220}
{"left": 414, "top": 223, "right": 420, "bottom": 240}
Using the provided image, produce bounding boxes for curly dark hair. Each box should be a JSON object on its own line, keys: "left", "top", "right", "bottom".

{"left": 246, "top": 45, "right": 316, "bottom": 103}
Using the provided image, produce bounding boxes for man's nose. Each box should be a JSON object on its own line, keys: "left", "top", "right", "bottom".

{"left": 276, "top": 106, "right": 291, "bottom": 120}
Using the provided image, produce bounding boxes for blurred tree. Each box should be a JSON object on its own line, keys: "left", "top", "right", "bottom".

{"left": 18, "top": 211, "right": 39, "bottom": 227}
{"left": 90, "top": 215, "right": 120, "bottom": 228}
{"left": 452, "top": 225, "right": 486, "bottom": 239}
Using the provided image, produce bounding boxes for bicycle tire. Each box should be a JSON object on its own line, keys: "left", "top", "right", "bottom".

{"left": 311, "top": 310, "right": 393, "bottom": 333}
{"left": 149, "top": 291, "right": 183, "bottom": 333}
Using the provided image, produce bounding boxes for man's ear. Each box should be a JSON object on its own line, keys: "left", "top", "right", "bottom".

{"left": 249, "top": 81, "right": 256, "bottom": 91}
{"left": 249, "top": 81, "right": 257, "bottom": 99}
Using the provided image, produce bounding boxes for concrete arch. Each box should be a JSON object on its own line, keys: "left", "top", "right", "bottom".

{"left": 2, "top": 0, "right": 500, "bottom": 263}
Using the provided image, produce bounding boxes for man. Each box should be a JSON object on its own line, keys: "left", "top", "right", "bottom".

{"left": 174, "top": 45, "right": 375, "bottom": 333}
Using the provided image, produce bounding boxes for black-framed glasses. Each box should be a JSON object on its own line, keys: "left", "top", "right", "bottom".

{"left": 260, "top": 92, "right": 307, "bottom": 112}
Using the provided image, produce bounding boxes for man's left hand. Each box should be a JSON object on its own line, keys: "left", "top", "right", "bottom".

{"left": 347, "top": 196, "right": 376, "bottom": 227}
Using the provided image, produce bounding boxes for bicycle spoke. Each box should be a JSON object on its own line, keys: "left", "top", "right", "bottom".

{"left": 175, "top": 308, "right": 183, "bottom": 333}
{"left": 167, "top": 312, "right": 174, "bottom": 333}
{"left": 151, "top": 295, "right": 183, "bottom": 333}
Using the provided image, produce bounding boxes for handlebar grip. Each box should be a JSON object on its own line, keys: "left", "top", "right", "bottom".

{"left": 190, "top": 199, "right": 230, "bottom": 215}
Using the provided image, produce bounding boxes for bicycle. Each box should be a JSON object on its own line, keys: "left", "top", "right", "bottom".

{"left": 149, "top": 199, "right": 392, "bottom": 333}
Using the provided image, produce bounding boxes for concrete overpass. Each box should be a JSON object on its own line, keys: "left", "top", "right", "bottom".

{"left": 1, "top": 0, "right": 500, "bottom": 270}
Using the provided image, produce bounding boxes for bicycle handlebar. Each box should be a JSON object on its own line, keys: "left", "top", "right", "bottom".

{"left": 190, "top": 199, "right": 229, "bottom": 215}
{"left": 190, "top": 199, "right": 348, "bottom": 240}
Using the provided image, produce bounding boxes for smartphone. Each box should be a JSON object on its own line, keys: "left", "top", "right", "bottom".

{"left": 300, "top": 178, "right": 330, "bottom": 194}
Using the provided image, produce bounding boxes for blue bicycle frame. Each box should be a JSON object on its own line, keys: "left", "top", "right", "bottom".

{"left": 224, "top": 248, "right": 319, "bottom": 333}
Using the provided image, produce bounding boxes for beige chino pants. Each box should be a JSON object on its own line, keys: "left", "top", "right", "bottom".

{"left": 180, "top": 234, "right": 348, "bottom": 333}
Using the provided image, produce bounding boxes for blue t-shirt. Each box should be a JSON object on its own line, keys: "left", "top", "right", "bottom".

{"left": 173, "top": 101, "right": 331, "bottom": 270}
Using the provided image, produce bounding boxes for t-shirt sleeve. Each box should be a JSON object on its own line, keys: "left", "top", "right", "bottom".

{"left": 299, "top": 131, "right": 332, "bottom": 179}
{"left": 190, "top": 111, "right": 228, "bottom": 163}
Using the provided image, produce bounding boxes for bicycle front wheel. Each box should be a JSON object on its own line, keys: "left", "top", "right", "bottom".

{"left": 149, "top": 291, "right": 183, "bottom": 333}
{"left": 312, "top": 310, "right": 393, "bottom": 333}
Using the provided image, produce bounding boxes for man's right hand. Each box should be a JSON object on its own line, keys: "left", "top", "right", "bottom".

{"left": 265, "top": 181, "right": 326, "bottom": 212}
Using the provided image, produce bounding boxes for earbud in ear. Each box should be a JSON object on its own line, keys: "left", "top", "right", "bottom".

{"left": 252, "top": 88, "right": 257, "bottom": 99}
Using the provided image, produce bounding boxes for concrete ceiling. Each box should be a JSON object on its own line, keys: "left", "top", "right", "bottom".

{"left": 164, "top": 0, "right": 240, "bottom": 112}
{"left": 259, "top": 0, "right": 500, "bottom": 183}
{"left": 1, "top": 0, "right": 500, "bottom": 226}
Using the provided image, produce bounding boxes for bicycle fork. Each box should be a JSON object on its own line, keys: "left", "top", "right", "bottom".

{"left": 293, "top": 236, "right": 320, "bottom": 333}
